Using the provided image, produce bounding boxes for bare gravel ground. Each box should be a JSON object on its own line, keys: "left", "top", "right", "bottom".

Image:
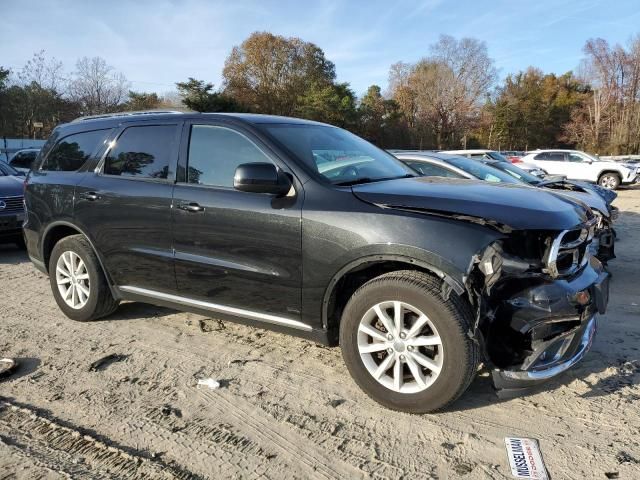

{"left": 1, "top": 188, "right": 640, "bottom": 479}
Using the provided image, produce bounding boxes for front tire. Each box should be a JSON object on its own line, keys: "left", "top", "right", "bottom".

{"left": 48, "top": 235, "right": 119, "bottom": 321}
{"left": 598, "top": 172, "right": 621, "bottom": 190}
{"left": 339, "top": 271, "right": 479, "bottom": 413}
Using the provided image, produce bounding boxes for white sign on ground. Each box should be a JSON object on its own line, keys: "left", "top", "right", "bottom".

{"left": 504, "top": 437, "right": 549, "bottom": 479}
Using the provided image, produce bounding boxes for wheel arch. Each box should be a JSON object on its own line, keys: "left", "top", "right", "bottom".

{"left": 321, "top": 254, "right": 468, "bottom": 342}
{"left": 41, "top": 221, "right": 119, "bottom": 298}
{"left": 597, "top": 169, "right": 622, "bottom": 181}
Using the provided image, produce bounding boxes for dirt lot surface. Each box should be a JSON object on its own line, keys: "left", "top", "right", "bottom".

{"left": 1, "top": 188, "right": 640, "bottom": 480}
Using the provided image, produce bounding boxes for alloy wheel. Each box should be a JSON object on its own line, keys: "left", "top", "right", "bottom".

{"left": 56, "top": 251, "right": 90, "bottom": 309}
{"left": 600, "top": 175, "right": 618, "bottom": 189}
{"left": 357, "top": 300, "right": 443, "bottom": 394}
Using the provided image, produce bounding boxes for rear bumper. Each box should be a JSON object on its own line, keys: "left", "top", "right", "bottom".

{"left": 489, "top": 259, "right": 609, "bottom": 397}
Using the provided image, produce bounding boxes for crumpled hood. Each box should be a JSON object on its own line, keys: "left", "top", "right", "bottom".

{"left": 352, "top": 177, "right": 591, "bottom": 231}
{"left": 0, "top": 175, "right": 23, "bottom": 197}
{"left": 540, "top": 176, "right": 617, "bottom": 206}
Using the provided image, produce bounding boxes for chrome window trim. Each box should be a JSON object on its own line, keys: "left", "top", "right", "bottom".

{"left": 118, "top": 285, "right": 312, "bottom": 332}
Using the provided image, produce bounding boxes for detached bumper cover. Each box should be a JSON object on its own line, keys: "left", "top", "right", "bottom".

{"left": 490, "top": 260, "right": 609, "bottom": 397}
{"left": 493, "top": 316, "right": 596, "bottom": 396}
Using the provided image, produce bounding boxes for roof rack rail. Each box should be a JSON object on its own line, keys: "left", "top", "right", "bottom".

{"left": 71, "top": 110, "right": 184, "bottom": 123}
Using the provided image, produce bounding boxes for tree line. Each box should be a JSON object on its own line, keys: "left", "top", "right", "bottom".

{"left": 2, "top": 31, "right": 640, "bottom": 154}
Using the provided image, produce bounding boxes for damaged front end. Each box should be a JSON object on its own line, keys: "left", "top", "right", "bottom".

{"left": 590, "top": 210, "right": 616, "bottom": 263}
{"left": 465, "top": 217, "right": 610, "bottom": 397}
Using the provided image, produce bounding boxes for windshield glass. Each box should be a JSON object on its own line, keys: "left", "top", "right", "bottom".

{"left": 446, "top": 156, "right": 521, "bottom": 183}
{"left": 486, "top": 151, "right": 511, "bottom": 162}
{"left": 0, "top": 162, "right": 19, "bottom": 176}
{"left": 261, "top": 124, "right": 415, "bottom": 185}
{"left": 490, "top": 161, "right": 541, "bottom": 184}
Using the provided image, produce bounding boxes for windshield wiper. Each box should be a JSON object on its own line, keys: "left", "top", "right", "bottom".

{"left": 334, "top": 174, "right": 416, "bottom": 187}
{"left": 334, "top": 177, "right": 374, "bottom": 186}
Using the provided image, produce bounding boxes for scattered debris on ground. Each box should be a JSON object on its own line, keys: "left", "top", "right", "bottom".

{"left": 198, "top": 318, "right": 225, "bottom": 333}
{"left": 0, "top": 358, "right": 17, "bottom": 379}
{"left": 88, "top": 354, "right": 128, "bottom": 372}
{"left": 196, "top": 378, "right": 220, "bottom": 390}
{"left": 504, "top": 437, "right": 549, "bottom": 480}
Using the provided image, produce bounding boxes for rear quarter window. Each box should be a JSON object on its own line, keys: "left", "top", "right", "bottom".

{"left": 42, "top": 129, "right": 110, "bottom": 172}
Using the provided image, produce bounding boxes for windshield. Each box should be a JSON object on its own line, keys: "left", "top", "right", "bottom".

{"left": 446, "top": 156, "right": 521, "bottom": 184}
{"left": 261, "top": 124, "right": 415, "bottom": 185}
{"left": 490, "top": 161, "right": 541, "bottom": 184}
{"left": 486, "top": 151, "right": 511, "bottom": 162}
{"left": 0, "top": 162, "right": 19, "bottom": 176}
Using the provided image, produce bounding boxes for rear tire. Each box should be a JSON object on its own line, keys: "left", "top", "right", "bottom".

{"left": 339, "top": 270, "right": 478, "bottom": 413}
{"left": 598, "top": 172, "right": 621, "bottom": 190}
{"left": 48, "top": 235, "right": 119, "bottom": 321}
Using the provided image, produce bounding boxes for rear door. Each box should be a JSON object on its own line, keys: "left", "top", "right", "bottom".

{"left": 74, "top": 121, "right": 181, "bottom": 292}
{"left": 532, "top": 152, "right": 566, "bottom": 175}
{"left": 171, "top": 120, "right": 304, "bottom": 320}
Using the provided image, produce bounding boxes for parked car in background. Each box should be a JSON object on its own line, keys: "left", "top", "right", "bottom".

{"left": 521, "top": 149, "right": 639, "bottom": 190}
{"left": 0, "top": 162, "right": 26, "bottom": 247}
{"left": 443, "top": 149, "right": 547, "bottom": 177}
{"left": 24, "top": 112, "right": 608, "bottom": 413}
{"left": 500, "top": 150, "right": 525, "bottom": 162}
{"left": 395, "top": 151, "right": 616, "bottom": 262}
{"left": 9, "top": 148, "right": 41, "bottom": 173}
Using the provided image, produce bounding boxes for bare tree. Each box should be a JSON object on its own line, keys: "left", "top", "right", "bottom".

{"left": 389, "top": 35, "right": 497, "bottom": 149}
{"left": 69, "top": 57, "right": 129, "bottom": 115}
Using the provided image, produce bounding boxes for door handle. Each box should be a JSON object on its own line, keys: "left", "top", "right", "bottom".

{"left": 178, "top": 202, "right": 205, "bottom": 213}
{"left": 80, "top": 191, "right": 100, "bottom": 201}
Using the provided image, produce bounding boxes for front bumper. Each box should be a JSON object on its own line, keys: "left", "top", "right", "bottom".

{"left": 492, "top": 316, "right": 597, "bottom": 397}
{"left": 489, "top": 258, "right": 609, "bottom": 397}
{"left": 0, "top": 211, "right": 24, "bottom": 243}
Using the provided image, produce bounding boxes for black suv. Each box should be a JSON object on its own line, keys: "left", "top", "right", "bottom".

{"left": 24, "top": 112, "right": 609, "bottom": 412}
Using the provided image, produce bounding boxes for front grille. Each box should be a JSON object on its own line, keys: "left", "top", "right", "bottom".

{"left": 0, "top": 195, "right": 24, "bottom": 214}
{"left": 544, "top": 220, "right": 596, "bottom": 278}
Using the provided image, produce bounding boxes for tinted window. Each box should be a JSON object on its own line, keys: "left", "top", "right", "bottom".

{"left": 547, "top": 152, "right": 565, "bottom": 161}
{"left": 534, "top": 153, "right": 548, "bottom": 160}
{"left": 187, "top": 125, "right": 272, "bottom": 187}
{"left": 567, "top": 153, "right": 584, "bottom": 162}
{"left": 42, "top": 130, "right": 108, "bottom": 171}
{"left": 10, "top": 151, "right": 37, "bottom": 169}
{"left": 104, "top": 125, "right": 176, "bottom": 179}
{"left": 405, "top": 161, "right": 464, "bottom": 178}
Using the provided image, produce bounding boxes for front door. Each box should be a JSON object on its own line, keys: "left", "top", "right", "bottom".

{"left": 172, "top": 122, "right": 303, "bottom": 321}
{"left": 74, "top": 122, "right": 181, "bottom": 292}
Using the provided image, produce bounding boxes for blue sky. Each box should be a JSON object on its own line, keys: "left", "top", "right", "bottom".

{"left": 2, "top": 0, "right": 640, "bottom": 96}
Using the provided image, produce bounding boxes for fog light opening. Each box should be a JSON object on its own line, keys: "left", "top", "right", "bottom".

{"left": 574, "top": 290, "right": 591, "bottom": 306}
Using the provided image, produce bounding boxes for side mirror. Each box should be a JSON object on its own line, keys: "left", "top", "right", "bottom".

{"left": 234, "top": 162, "right": 292, "bottom": 196}
{"left": 585, "top": 159, "right": 593, "bottom": 164}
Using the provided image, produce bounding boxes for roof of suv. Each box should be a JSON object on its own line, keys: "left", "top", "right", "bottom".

{"left": 66, "top": 111, "right": 327, "bottom": 128}
{"left": 442, "top": 149, "right": 496, "bottom": 154}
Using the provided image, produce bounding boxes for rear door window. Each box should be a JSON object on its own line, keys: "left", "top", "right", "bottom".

{"left": 42, "top": 130, "right": 109, "bottom": 171}
{"left": 104, "top": 125, "right": 177, "bottom": 179}
{"left": 546, "top": 152, "right": 566, "bottom": 161}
